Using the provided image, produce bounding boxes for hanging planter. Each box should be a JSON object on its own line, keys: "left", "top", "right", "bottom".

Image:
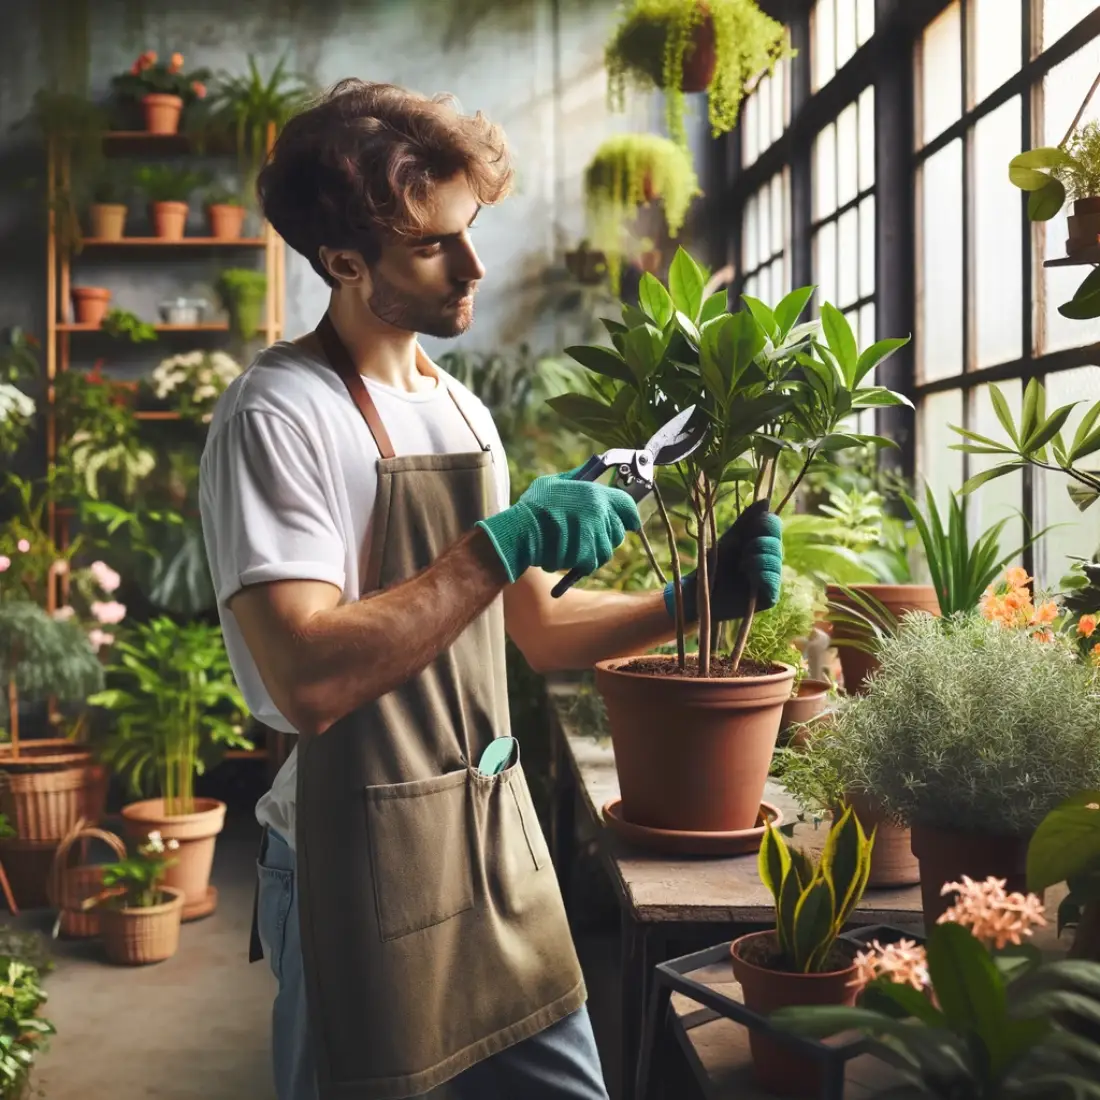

{"left": 606, "top": 0, "right": 791, "bottom": 148}
{"left": 584, "top": 133, "right": 700, "bottom": 293}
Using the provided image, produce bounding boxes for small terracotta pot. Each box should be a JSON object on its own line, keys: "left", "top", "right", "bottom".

{"left": 844, "top": 793, "right": 920, "bottom": 888}
{"left": 206, "top": 203, "right": 246, "bottom": 240}
{"left": 680, "top": 10, "right": 717, "bottom": 92}
{"left": 99, "top": 886, "right": 184, "bottom": 965}
{"left": 826, "top": 584, "right": 940, "bottom": 694}
{"left": 89, "top": 203, "right": 127, "bottom": 240}
{"left": 911, "top": 822, "right": 1033, "bottom": 925}
{"left": 71, "top": 286, "right": 111, "bottom": 326}
{"left": 731, "top": 930, "right": 858, "bottom": 1097}
{"left": 151, "top": 201, "right": 189, "bottom": 240}
{"left": 781, "top": 679, "right": 830, "bottom": 746}
{"left": 595, "top": 656, "right": 795, "bottom": 833}
{"left": 120, "top": 798, "right": 226, "bottom": 915}
{"left": 1074, "top": 196, "right": 1100, "bottom": 217}
{"left": 142, "top": 93, "right": 183, "bottom": 135}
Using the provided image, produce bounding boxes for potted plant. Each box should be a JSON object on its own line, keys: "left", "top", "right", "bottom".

{"left": 606, "top": 0, "right": 791, "bottom": 148}
{"left": 584, "top": 134, "right": 700, "bottom": 292}
{"left": 215, "top": 268, "right": 268, "bottom": 339}
{"left": 0, "top": 954, "right": 54, "bottom": 1096}
{"left": 110, "top": 50, "right": 210, "bottom": 135}
{"left": 134, "top": 164, "right": 207, "bottom": 241}
{"left": 89, "top": 616, "right": 252, "bottom": 919}
{"left": 85, "top": 829, "right": 185, "bottom": 965}
{"left": 203, "top": 186, "right": 247, "bottom": 240}
{"left": 774, "top": 876, "right": 1100, "bottom": 1095}
{"left": 549, "top": 247, "right": 910, "bottom": 835}
{"left": 729, "top": 805, "right": 874, "bottom": 1096}
{"left": 148, "top": 350, "right": 243, "bottom": 424}
{"left": 828, "top": 605, "right": 1100, "bottom": 926}
{"left": 71, "top": 286, "right": 112, "bottom": 326}
{"left": 86, "top": 163, "right": 133, "bottom": 241}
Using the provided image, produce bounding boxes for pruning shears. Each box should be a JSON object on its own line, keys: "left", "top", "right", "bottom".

{"left": 550, "top": 404, "right": 708, "bottom": 598}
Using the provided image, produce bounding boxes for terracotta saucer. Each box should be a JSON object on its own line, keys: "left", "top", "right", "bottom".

{"left": 182, "top": 885, "right": 218, "bottom": 922}
{"left": 601, "top": 798, "right": 783, "bottom": 856}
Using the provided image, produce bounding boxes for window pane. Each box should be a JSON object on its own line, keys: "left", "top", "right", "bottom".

{"left": 918, "top": 389, "right": 965, "bottom": 511}
{"left": 743, "top": 91, "right": 759, "bottom": 167}
{"left": 859, "top": 301, "right": 875, "bottom": 347}
{"left": 757, "top": 76, "right": 772, "bottom": 153}
{"left": 759, "top": 183, "right": 772, "bottom": 262}
{"left": 743, "top": 191, "right": 759, "bottom": 272}
{"left": 837, "top": 100, "right": 859, "bottom": 206}
{"left": 973, "top": 97, "right": 1023, "bottom": 369}
{"left": 920, "top": 2, "right": 962, "bottom": 146}
{"left": 857, "top": 0, "right": 874, "bottom": 48}
{"left": 859, "top": 195, "right": 875, "bottom": 299}
{"left": 1042, "top": 40, "right": 1100, "bottom": 353}
{"left": 838, "top": 207, "right": 859, "bottom": 306}
{"left": 836, "top": 0, "right": 857, "bottom": 70}
{"left": 858, "top": 85, "right": 875, "bottom": 192}
{"left": 814, "top": 0, "right": 837, "bottom": 91}
{"left": 815, "top": 220, "right": 838, "bottom": 311}
{"left": 1038, "top": 367, "right": 1100, "bottom": 585}
{"left": 814, "top": 121, "right": 837, "bottom": 218}
{"left": 1042, "top": 0, "right": 1098, "bottom": 51}
{"left": 771, "top": 56, "right": 789, "bottom": 143}
{"left": 920, "top": 140, "right": 964, "bottom": 381}
{"left": 771, "top": 172, "right": 785, "bottom": 255}
{"left": 969, "top": 382, "right": 1023, "bottom": 553}
{"left": 972, "top": 0, "right": 1021, "bottom": 105}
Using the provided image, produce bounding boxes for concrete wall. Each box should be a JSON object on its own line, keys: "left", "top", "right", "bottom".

{"left": 0, "top": 0, "right": 714, "bottom": 365}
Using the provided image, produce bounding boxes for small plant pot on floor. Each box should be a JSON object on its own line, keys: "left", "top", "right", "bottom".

{"left": 120, "top": 798, "right": 225, "bottom": 919}
{"left": 730, "top": 930, "right": 859, "bottom": 1097}
{"left": 844, "top": 792, "right": 920, "bottom": 888}
{"left": 205, "top": 203, "right": 246, "bottom": 240}
{"left": 88, "top": 203, "right": 127, "bottom": 240}
{"left": 780, "top": 678, "right": 830, "bottom": 746}
{"left": 911, "top": 822, "right": 1033, "bottom": 925}
{"left": 71, "top": 286, "right": 111, "bottom": 326}
{"left": 594, "top": 656, "right": 795, "bottom": 834}
{"left": 150, "top": 201, "right": 188, "bottom": 240}
{"left": 99, "top": 886, "right": 185, "bottom": 965}
{"left": 142, "top": 93, "right": 183, "bottom": 134}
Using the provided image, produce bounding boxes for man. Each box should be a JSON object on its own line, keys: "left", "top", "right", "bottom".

{"left": 199, "top": 80, "right": 782, "bottom": 1100}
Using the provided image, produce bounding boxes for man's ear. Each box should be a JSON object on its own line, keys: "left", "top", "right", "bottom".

{"left": 318, "top": 246, "right": 370, "bottom": 289}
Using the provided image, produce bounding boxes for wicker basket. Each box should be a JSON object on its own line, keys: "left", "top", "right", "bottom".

{"left": 48, "top": 818, "right": 127, "bottom": 939}
{"left": 0, "top": 764, "right": 103, "bottom": 841}
{"left": 99, "top": 886, "right": 184, "bottom": 965}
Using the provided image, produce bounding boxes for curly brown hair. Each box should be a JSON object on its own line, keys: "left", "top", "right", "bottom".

{"left": 257, "top": 79, "right": 513, "bottom": 286}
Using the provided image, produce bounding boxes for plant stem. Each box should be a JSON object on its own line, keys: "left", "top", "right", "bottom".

{"left": 731, "top": 458, "right": 778, "bottom": 673}
{"left": 707, "top": 482, "right": 721, "bottom": 658}
{"left": 653, "top": 484, "right": 686, "bottom": 670}
{"left": 637, "top": 522, "right": 667, "bottom": 585}
{"left": 696, "top": 473, "right": 712, "bottom": 678}
{"left": 776, "top": 450, "right": 816, "bottom": 515}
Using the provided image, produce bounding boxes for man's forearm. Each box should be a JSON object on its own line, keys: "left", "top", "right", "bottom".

{"left": 292, "top": 529, "right": 507, "bottom": 734}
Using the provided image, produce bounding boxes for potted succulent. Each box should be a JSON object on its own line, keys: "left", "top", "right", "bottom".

{"left": 215, "top": 268, "right": 268, "bottom": 340}
{"left": 0, "top": 954, "right": 54, "bottom": 1097}
{"left": 134, "top": 164, "right": 208, "bottom": 240}
{"left": 89, "top": 616, "right": 252, "bottom": 919}
{"left": 86, "top": 163, "right": 133, "bottom": 241}
{"left": 606, "top": 0, "right": 790, "bottom": 148}
{"left": 84, "top": 829, "right": 185, "bottom": 965}
{"left": 203, "top": 186, "right": 247, "bottom": 240}
{"left": 110, "top": 50, "right": 210, "bottom": 135}
{"left": 549, "top": 247, "right": 910, "bottom": 835}
{"left": 730, "top": 805, "right": 874, "bottom": 1097}
{"left": 584, "top": 134, "right": 700, "bottom": 293}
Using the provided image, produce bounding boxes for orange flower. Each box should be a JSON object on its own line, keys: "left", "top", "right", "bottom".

{"left": 1031, "top": 601, "right": 1058, "bottom": 626}
{"left": 191, "top": 81, "right": 207, "bottom": 99}
{"left": 168, "top": 52, "right": 184, "bottom": 73}
{"left": 1079, "top": 614, "right": 1097, "bottom": 638}
{"left": 1004, "top": 566, "right": 1031, "bottom": 589}
{"left": 1091, "top": 643, "right": 1100, "bottom": 666}
{"left": 1032, "top": 628, "right": 1055, "bottom": 644}
{"left": 130, "top": 60, "right": 142, "bottom": 75}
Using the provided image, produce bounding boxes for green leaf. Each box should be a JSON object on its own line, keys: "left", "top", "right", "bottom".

{"left": 1059, "top": 287, "right": 1100, "bottom": 320}
{"left": 1072, "top": 399, "right": 1100, "bottom": 456}
{"left": 820, "top": 805, "right": 867, "bottom": 928}
{"left": 674, "top": 310, "right": 701, "bottom": 346}
{"left": 1070, "top": 482, "right": 1100, "bottom": 511}
{"left": 851, "top": 386, "right": 914, "bottom": 409}
{"left": 1028, "top": 792, "right": 1100, "bottom": 893}
{"left": 622, "top": 324, "right": 664, "bottom": 382}
{"left": 1071, "top": 425, "right": 1100, "bottom": 463}
{"left": 854, "top": 337, "right": 909, "bottom": 387}
{"left": 758, "top": 821, "right": 791, "bottom": 903}
{"left": 1022, "top": 402, "right": 1078, "bottom": 455}
{"left": 1010, "top": 146, "right": 1076, "bottom": 180}
{"left": 741, "top": 295, "right": 780, "bottom": 342}
{"left": 862, "top": 979, "right": 946, "bottom": 1026}
{"left": 960, "top": 462, "right": 1027, "bottom": 495}
{"left": 637, "top": 272, "right": 674, "bottom": 328}
{"left": 769, "top": 1003, "right": 920, "bottom": 1040}
{"left": 792, "top": 875, "right": 835, "bottom": 972}
{"left": 699, "top": 290, "right": 728, "bottom": 326}
{"left": 820, "top": 303, "right": 858, "bottom": 386}
{"left": 1029, "top": 176, "right": 1067, "bottom": 220}
{"left": 668, "top": 248, "right": 705, "bottom": 322}
{"left": 564, "top": 344, "right": 634, "bottom": 385}
{"left": 989, "top": 383, "right": 1020, "bottom": 448}
{"left": 544, "top": 393, "right": 619, "bottom": 439}
{"left": 773, "top": 286, "right": 815, "bottom": 340}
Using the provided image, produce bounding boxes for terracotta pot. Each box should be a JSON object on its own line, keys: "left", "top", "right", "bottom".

{"left": 781, "top": 678, "right": 830, "bottom": 746}
{"left": 731, "top": 930, "right": 858, "bottom": 1097}
{"left": 844, "top": 792, "right": 920, "bottom": 888}
{"left": 150, "top": 201, "right": 189, "bottom": 240}
{"left": 826, "top": 584, "right": 940, "bottom": 694}
{"left": 89, "top": 203, "right": 127, "bottom": 240}
{"left": 594, "top": 656, "right": 795, "bottom": 833}
{"left": 911, "top": 822, "right": 1033, "bottom": 925}
{"left": 680, "top": 10, "right": 717, "bottom": 92}
{"left": 120, "top": 798, "right": 225, "bottom": 914}
{"left": 71, "top": 286, "right": 111, "bottom": 326}
{"left": 206, "top": 203, "right": 246, "bottom": 240}
{"left": 565, "top": 247, "right": 607, "bottom": 285}
{"left": 142, "top": 93, "right": 183, "bottom": 135}
{"left": 1074, "top": 196, "right": 1100, "bottom": 217}
{"left": 99, "top": 886, "right": 184, "bottom": 965}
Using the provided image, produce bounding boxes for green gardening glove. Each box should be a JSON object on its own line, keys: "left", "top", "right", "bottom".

{"left": 477, "top": 470, "right": 641, "bottom": 583}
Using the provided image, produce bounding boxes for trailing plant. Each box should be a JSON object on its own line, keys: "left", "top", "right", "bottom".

{"left": 110, "top": 50, "right": 210, "bottom": 109}
{"left": 215, "top": 268, "right": 267, "bottom": 340}
{"left": 549, "top": 246, "right": 911, "bottom": 677}
{"left": 755, "top": 804, "right": 875, "bottom": 973}
{"left": 148, "top": 349, "right": 242, "bottom": 424}
{"left": 134, "top": 163, "right": 207, "bottom": 205}
{"left": 584, "top": 134, "right": 700, "bottom": 292}
{"left": 0, "top": 955, "right": 54, "bottom": 1099}
{"left": 101, "top": 308, "right": 156, "bottom": 344}
{"left": 89, "top": 616, "right": 252, "bottom": 816}
{"left": 85, "top": 829, "right": 179, "bottom": 911}
{"left": 606, "top": 0, "right": 791, "bottom": 147}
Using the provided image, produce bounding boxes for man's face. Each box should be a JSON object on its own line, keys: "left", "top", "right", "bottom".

{"left": 364, "top": 174, "right": 486, "bottom": 338}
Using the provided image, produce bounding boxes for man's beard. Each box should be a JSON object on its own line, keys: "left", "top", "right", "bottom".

{"left": 368, "top": 269, "right": 475, "bottom": 338}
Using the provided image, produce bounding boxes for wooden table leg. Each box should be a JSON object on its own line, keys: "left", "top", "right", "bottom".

{"left": 635, "top": 971, "right": 672, "bottom": 1100}
{"left": 619, "top": 909, "right": 646, "bottom": 1100}
{"left": 550, "top": 720, "right": 577, "bottom": 916}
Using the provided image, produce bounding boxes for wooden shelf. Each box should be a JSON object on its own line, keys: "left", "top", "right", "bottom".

{"left": 135, "top": 410, "right": 182, "bottom": 421}
{"left": 224, "top": 749, "right": 269, "bottom": 761}
{"left": 81, "top": 237, "right": 266, "bottom": 247}
{"left": 1045, "top": 248, "right": 1100, "bottom": 267}
{"left": 56, "top": 322, "right": 269, "bottom": 333}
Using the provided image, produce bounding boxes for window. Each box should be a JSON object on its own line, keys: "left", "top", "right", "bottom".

{"left": 742, "top": 171, "right": 790, "bottom": 304}
{"left": 812, "top": 0, "right": 875, "bottom": 92}
{"left": 742, "top": 54, "right": 791, "bottom": 169}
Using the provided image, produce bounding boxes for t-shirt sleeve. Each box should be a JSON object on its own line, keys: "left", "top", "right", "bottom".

{"left": 200, "top": 409, "right": 346, "bottom": 607}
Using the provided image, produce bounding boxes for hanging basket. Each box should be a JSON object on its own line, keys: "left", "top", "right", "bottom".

{"left": 0, "top": 764, "right": 103, "bottom": 842}
{"left": 48, "top": 818, "right": 127, "bottom": 939}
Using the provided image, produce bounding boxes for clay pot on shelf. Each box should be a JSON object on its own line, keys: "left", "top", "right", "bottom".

{"left": 730, "top": 930, "right": 858, "bottom": 1097}
{"left": 780, "top": 678, "right": 831, "bottom": 747}
{"left": 594, "top": 656, "right": 795, "bottom": 834}
{"left": 151, "top": 202, "right": 189, "bottom": 240}
{"left": 88, "top": 203, "right": 127, "bottom": 241}
{"left": 206, "top": 203, "right": 246, "bottom": 240}
{"left": 71, "top": 286, "right": 111, "bottom": 326}
{"left": 1066, "top": 195, "right": 1100, "bottom": 255}
{"left": 99, "top": 886, "right": 185, "bottom": 965}
{"left": 843, "top": 792, "right": 920, "bottom": 889}
{"left": 142, "top": 93, "right": 183, "bottom": 135}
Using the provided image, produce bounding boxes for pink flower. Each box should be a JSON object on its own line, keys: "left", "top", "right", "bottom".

{"left": 88, "top": 629, "right": 115, "bottom": 652}
{"left": 16, "top": 539, "right": 29, "bottom": 553}
{"left": 89, "top": 561, "right": 121, "bottom": 593}
{"left": 0, "top": 556, "right": 9, "bottom": 573}
{"left": 91, "top": 600, "right": 127, "bottom": 625}
{"left": 52, "top": 606, "right": 75, "bottom": 622}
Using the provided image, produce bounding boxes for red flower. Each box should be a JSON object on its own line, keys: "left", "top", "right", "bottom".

{"left": 168, "top": 52, "right": 184, "bottom": 74}
{"left": 191, "top": 81, "right": 207, "bottom": 99}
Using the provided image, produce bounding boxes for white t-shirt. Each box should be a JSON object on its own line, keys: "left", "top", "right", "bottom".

{"left": 198, "top": 340, "right": 509, "bottom": 848}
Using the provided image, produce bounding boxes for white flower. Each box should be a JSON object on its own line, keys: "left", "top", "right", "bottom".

{"left": 91, "top": 600, "right": 126, "bottom": 624}
{"left": 51, "top": 605, "right": 76, "bottom": 621}
{"left": 0, "top": 384, "right": 34, "bottom": 423}
{"left": 88, "top": 628, "right": 115, "bottom": 651}
{"left": 89, "top": 560, "right": 121, "bottom": 593}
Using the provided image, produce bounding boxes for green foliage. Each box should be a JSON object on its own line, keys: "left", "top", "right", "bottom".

{"left": 0, "top": 956, "right": 54, "bottom": 1099}
{"left": 133, "top": 164, "right": 208, "bottom": 204}
{"left": 92, "top": 831, "right": 178, "bottom": 910}
{"left": 757, "top": 804, "right": 875, "bottom": 973}
{"left": 89, "top": 162, "right": 134, "bottom": 206}
{"left": 204, "top": 185, "right": 244, "bottom": 207}
{"left": 0, "top": 602, "right": 103, "bottom": 710}
{"left": 1011, "top": 123, "right": 1100, "bottom": 222}
{"left": 829, "top": 612, "right": 1100, "bottom": 836}
{"left": 605, "top": 0, "right": 791, "bottom": 147}
{"left": 89, "top": 617, "right": 252, "bottom": 815}
{"left": 110, "top": 50, "right": 212, "bottom": 105}
{"left": 1059, "top": 265, "right": 1100, "bottom": 321}
{"left": 215, "top": 268, "right": 268, "bottom": 340}
{"left": 742, "top": 566, "right": 820, "bottom": 677}
{"left": 1028, "top": 791, "right": 1100, "bottom": 941}
{"left": 101, "top": 309, "right": 157, "bottom": 344}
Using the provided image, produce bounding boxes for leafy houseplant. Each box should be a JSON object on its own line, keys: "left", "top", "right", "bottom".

{"left": 87, "top": 163, "right": 134, "bottom": 241}
{"left": 584, "top": 134, "right": 700, "bottom": 292}
{"left": 606, "top": 0, "right": 790, "bottom": 148}
{"left": 204, "top": 185, "right": 247, "bottom": 240}
{"left": 548, "top": 246, "right": 910, "bottom": 838}
{"left": 111, "top": 50, "right": 211, "bottom": 134}
{"left": 0, "top": 955, "right": 54, "bottom": 1097}
{"left": 729, "top": 806, "right": 874, "bottom": 1096}
{"left": 148, "top": 349, "right": 243, "bottom": 424}
{"left": 215, "top": 268, "right": 268, "bottom": 340}
{"left": 134, "top": 164, "right": 207, "bottom": 240}
{"left": 101, "top": 309, "right": 157, "bottom": 344}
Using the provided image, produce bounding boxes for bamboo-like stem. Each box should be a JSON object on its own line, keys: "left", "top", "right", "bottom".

{"left": 707, "top": 483, "right": 721, "bottom": 657}
{"left": 637, "top": 521, "right": 667, "bottom": 585}
{"left": 730, "top": 457, "right": 778, "bottom": 672}
{"left": 775, "top": 450, "right": 816, "bottom": 515}
{"left": 652, "top": 484, "right": 685, "bottom": 670}
{"left": 695, "top": 474, "right": 711, "bottom": 677}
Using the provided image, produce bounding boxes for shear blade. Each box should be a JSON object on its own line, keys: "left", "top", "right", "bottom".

{"left": 648, "top": 405, "right": 707, "bottom": 466}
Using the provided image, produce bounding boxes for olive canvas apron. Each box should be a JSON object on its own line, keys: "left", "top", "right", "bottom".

{"left": 249, "top": 314, "right": 585, "bottom": 1100}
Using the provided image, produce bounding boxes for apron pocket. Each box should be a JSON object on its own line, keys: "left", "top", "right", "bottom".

{"left": 363, "top": 769, "right": 475, "bottom": 942}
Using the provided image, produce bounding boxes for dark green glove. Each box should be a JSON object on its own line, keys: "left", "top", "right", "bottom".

{"left": 477, "top": 471, "right": 641, "bottom": 583}
{"left": 664, "top": 501, "right": 783, "bottom": 621}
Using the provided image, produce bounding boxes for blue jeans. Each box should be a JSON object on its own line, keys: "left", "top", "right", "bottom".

{"left": 256, "top": 827, "right": 609, "bottom": 1100}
